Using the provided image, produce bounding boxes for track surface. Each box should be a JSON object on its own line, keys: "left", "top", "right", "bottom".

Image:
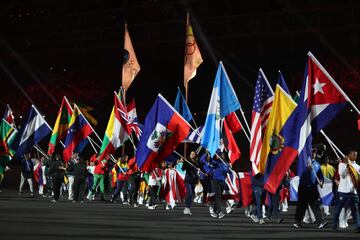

{"left": 0, "top": 190, "right": 358, "bottom": 240}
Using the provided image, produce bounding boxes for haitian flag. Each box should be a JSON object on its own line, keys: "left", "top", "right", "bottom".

{"left": 136, "top": 94, "right": 191, "bottom": 172}
{"left": 63, "top": 106, "right": 93, "bottom": 162}
{"left": 264, "top": 52, "right": 347, "bottom": 193}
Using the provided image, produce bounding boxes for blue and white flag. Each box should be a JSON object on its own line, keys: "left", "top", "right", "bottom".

{"left": 15, "top": 105, "right": 52, "bottom": 157}
{"left": 184, "top": 126, "right": 203, "bottom": 144}
{"left": 174, "top": 87, "right": 193, "bottom": 122}
{"left": 201, "top": 61, "right": 240, "bottom": 157}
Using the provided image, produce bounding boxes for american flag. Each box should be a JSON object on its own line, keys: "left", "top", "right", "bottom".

{"left": 249, "top": 69, "right": 274, "bottom": 174}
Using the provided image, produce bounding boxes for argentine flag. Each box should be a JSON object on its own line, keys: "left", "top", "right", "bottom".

{"left": 201, "top": 61, "right": 240, "bottom": 157}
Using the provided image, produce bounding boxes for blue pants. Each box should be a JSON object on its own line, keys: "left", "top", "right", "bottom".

{"left": 252, "top": 186, "right": 265, "bottom": 219}
{"left": 333, "top": 192, "right": 360, "bottom": 230}
{"left": 185, "top": 182, "right": 195, "bottom": 208}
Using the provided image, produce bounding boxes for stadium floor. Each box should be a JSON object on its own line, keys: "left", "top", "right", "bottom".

{"left": 0, "top": 189, "right": 358, "bottom": 240}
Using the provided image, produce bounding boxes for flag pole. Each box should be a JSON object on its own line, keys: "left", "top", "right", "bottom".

{"left": 238, "top": 109, "right": 251, "bottom": 142}
{"left": 74, "top": 104, "right": 103, "bottom": 144}
{"left": 320, "top": 130, "right": 345, "bottom": 158}
{"left": 173, "top": 150, "right": 205, "bottom": 175}
{"left": 308, "top": 52, "right": 360, "bottom": 115}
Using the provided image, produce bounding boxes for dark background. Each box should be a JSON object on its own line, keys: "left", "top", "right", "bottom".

{"left": 0, "top": 0, "right": 359, "bottom": 173}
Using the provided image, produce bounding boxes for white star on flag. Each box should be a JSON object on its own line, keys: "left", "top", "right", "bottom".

{"left": 312, "top": 78, "right": 326, "bottom": 95}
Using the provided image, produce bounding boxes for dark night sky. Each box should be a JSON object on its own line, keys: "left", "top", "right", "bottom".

{"left": 0, "top": 0, "right": 359, "bottom": 166}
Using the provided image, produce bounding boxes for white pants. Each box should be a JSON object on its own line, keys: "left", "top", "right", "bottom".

{"left": 303, "top": 206, "right": 316, "bottom": 223}
{"left": 67, "top": 176, "right": 75, "bottom": 200}
{"left": 19, "top": 172, "right": 34, "bottom": 193}
{"left": 339, "top": 207, "right": 352, "bottom": 228}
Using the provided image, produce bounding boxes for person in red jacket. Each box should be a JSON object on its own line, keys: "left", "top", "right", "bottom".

{"left": 111, "top": 155, "right": 130, "bottom": 203}
{"left": 89, "top": 154, "right": 107, "bottom": 201}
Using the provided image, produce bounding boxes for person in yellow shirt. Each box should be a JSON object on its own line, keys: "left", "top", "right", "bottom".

{"left": 320, "top": 154, "right": 336, "bottom": 216}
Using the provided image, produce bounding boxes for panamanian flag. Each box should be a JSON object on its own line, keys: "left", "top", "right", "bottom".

{"left": 136, "top": 94, "right": 191, "bottom": 172}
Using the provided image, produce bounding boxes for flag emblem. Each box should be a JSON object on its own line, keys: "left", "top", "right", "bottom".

{"left": 269, "top": 132, "right": 284, "bottom": 155}
{"left": 147, "top": 123, "right": 172, "bottom": 152}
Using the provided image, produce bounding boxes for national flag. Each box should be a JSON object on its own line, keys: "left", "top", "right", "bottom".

{"left": 48, "top": 97, "right": 73, "bottom": 155}
{"left": 77, "top": 102, "right": 98, "bottom": 126}
{"left": 3, "top": 104, "right": 16, "bottom": 127}
{"left": 127, "top": 98, "right": 142, "bottom": 139}
{"left": 223, "top": 120, "right": 241, "bottom": 164}
{"left": 15, "top": 105, "right": 52, "bottom": 158}
{"left": 296, "top": 53, "right": 347, "bottom": 177}
{"left": 74, "top": 138, "right": 89, "bottom": 154}
{"left": 278, "top": 71, "right": 291, "bottom": 95}
{"left": 184, "top": 13, "right": 203, "bottom": 87}
{"left": 289, "top": 176, "right": 300, "bottom": 201}
{"left": 238, "top": 172, "right": 253, "bottom": 207}
{"left": 225, "top": 112, "right": 242, "bottom": 134}
{"left": 249, "top": 69, "right": 274, "bottom": 174}
{"left": 259, "top": 84, "right": 297, "bottom": 176}
{"left": 163, "top": 168, "right": 186, "bottom": 209}
{"left": 136, "top": 94, "right": 191, "bottom": 172}
{"left": 0, "top": 118, "right": 17, "bottom": 158}
{"left": 264, "top": 52, "right": 347, "bottom": 193}
{"left": 174, "top": 87, "right": 193, "bottom": 122}
{"left": 63, "top": 106, "right": 93, "bottom": 162}
{"left": 98, "top": 93, "right": 129, "bottom": 161}
{"left": 318, "top": 177, "right": 333, "bottom": 206}
{"left": 33, "top": 161, "right": 44, "bottom": 186}
{"left": 122, "top": 24, "right": 140, "bottom": 91}
{"left": 201, "top": 62, "right": 240, "bottom": 157}
{"left": 184, "top": 126, "right": 203, "bottom": 144}
{"left": 358, "top": 117, "right": 360, "bottom": 131}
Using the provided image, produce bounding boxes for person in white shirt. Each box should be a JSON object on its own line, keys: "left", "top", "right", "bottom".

{"left": 332, "top": 150, "right": 360, "bottom": 233}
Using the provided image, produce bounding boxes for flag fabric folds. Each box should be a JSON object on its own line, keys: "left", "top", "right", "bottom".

{"left": 99, "top": 93, "right": 129, "bottom": 161}
{"left": 223, "top": 119, "right": 241, "bottom": 164}
{"left": 225, "top": 112, "right": 242, "bottom": 134}
{"left": 296, "top": 53, "right": 347, "bottom": 176}
{"left": 249, "top": 69, "right": 274, "bottom": 174}
{"left": 63, "top": 106, "right": 93, "bottom": 162}
{"left": 127, "top": 99, "right": 143, "bottom": 140}
{"left": 174, "top": 87, "right": 193, "bottom": 122}
{"left": 264, "top": 53, "right": 347, "bottom": 193}
{"left": 0, "top": 118, "right": 17, "bottom": 158}
{"left": 184, "top": 14, "right": 203, "bottom": 87}
{"left": 3, "top": 104, "right": 16, "bottom": 127}
{"left": 184, "top": 126, "right": 203, "bottom": 144}
{"left": 15, "top": 105, "right": 52, "bottom": 158}
{"left": 122, "top": 24, "right": 140, "bottom": 91}
{"left": 259, "top": 84, "right": 297, "bottom": 175}
{"left": 48, "top": 97, "right": 73, "bottom": 155}
{"left": 163, "top": 168, "right": 186, "bottom": 209}
{"left": 201, "top": 62, "right": 240, "bottom": 157}
{"left": 277, "top": 71, "right": 291, "bottom": 95}
{"left": 136, "top": 94, "right": 191, "bottom": 172}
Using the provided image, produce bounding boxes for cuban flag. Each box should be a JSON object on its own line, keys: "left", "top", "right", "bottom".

{"left": 136, "top": 94, "right": 191, "bottom": 172}
{"left": 296, "top": 53, "right": 347, "bottom": 176}
{"left": 15, "top": 105, "right": 52, "bottom": 158}
{"left": 264, "top": 52, "right": 347, "bottom": 193}
{"left": 201, "top": 61, "right": 240, "bottom": 157}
